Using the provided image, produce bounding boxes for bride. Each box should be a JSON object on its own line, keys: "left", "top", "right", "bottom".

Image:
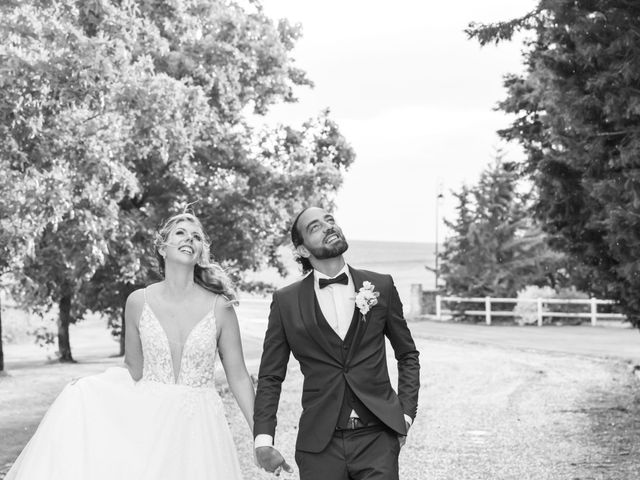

{"left": 5, "top": 212, "right": 255, "bottom": 479}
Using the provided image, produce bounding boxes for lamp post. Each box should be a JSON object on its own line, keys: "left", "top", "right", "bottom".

{"left": 434, "top": 185, "right": 444, "bottom": 290}
{"left": 426, "top": 184, "right": 444, "bottom": 290}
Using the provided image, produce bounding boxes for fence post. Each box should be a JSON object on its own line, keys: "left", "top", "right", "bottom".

{"left": 485, "top": 297, "right": 491, "bottom": 325}
{"left": 436, "top": 295, "right": 442, "bottom": 320}
{"left": 409, "top": 284, "right": 423, "bottom": 318}
{"left": 590, "top": 298, "right": 597, "bottom": 326}
{"left": 537, "top": 298, "right": 543, "bottom": 327}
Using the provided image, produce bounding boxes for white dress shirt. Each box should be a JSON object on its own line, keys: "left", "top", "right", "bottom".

{"left": 313, "top": 264, "right": 356, "bottom": 340}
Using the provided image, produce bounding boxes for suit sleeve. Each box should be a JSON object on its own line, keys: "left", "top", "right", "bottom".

{"left": 384, "top": 275, "right": 420, "bottom": 421}
{"left": 253, "top": 292, "right": 291, "bottom": 439}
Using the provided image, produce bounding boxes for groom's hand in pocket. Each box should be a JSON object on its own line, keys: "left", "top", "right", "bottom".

{"left": 398, "top": 419, "right": 411, "bottom": 449}
{"left": 255, "top": 446, "right": 293, "bottom": 475}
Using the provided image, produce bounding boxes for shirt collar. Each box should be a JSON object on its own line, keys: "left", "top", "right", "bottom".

{"left": 313, "top": 263, "right": 351, "bottom": 287}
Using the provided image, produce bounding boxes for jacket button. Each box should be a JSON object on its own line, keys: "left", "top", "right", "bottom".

{"left": 344, "top": 367, "right": 349, "bottom": 373}
{"left": 343, "top": 344, "right": 349, "bottom": 350}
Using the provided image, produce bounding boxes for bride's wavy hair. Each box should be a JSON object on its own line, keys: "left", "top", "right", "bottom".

{"left": 154, "top": 212, "right": 237, "bottom": 302}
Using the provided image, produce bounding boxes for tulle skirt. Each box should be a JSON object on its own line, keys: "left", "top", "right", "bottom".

{"left": 5, "top": 367, "right": 243, "bottom": 480}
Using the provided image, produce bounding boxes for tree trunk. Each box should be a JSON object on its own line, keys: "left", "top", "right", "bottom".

{"left": 118, "top": 306, "right": 126, "bottom": 357}
{"left": 0, "top": 294, "right": 4, "bottom": 372}
{"left": 57, "top": 295, "right": 75, "bottom": 363}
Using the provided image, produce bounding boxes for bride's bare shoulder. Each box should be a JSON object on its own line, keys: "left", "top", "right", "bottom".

{"left": 124, "top": 288, "right": 148, "bottom": 326}
{"left": 212, "top": 292, "right": 238, "bottom": 328}
{"left": 127, "top": 288, "right": 147, "bottom": 305}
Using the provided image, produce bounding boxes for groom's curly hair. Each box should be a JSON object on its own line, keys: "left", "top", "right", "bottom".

{"left": 291, "top": 208, "right": 314, "bottom": 275}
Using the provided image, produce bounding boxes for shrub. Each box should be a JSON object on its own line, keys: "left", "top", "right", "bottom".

{"left": 514, "top": 285, "right": 590, "bottom": 326}
{"left": 514, "top": 286, "right": 556, "bottom": 326}
{"left": 552, "top": 287, "right": 590, "bottom": 325}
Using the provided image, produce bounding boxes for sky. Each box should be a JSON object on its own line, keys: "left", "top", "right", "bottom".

{"left": 260, "top": 0, "right": 539, "bottom": 243}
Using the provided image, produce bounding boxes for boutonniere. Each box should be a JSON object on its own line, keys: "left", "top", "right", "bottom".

{"left": 355, "top": 281, "right": 380, "bottom": 319}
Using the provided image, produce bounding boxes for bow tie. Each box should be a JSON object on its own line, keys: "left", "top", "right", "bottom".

{"left": 318, "top": 272, "right": 349, "bottom": 289}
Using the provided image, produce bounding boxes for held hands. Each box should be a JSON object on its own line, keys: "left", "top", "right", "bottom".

{"left": 255, "top": 446, "right": 293, "bottom": 476}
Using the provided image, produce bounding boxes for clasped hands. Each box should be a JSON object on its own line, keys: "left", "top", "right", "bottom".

{"left": 254, "top": 446, "right": 293, "bottom": 477}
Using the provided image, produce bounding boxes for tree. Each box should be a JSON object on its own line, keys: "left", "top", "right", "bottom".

{"left": 467, "top": 1, "right": 640, "bottom": 327}
{"left": 0, "top": 124, "right": 80, "bottom": 368}
{"left": 440, "top": 155, "right": 567, "bottom": 302}
{"left": 1, "top": 0, "right": 355, "bottom": 361}
{"left": 1, "top": 0, "right": 145, "bottom": 361}
{"left": 439, "top": 184, "right": 474, "bottom": 295}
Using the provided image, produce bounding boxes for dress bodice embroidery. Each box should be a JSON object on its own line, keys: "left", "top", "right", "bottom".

{"left": 138, "top": 297, "right": 218, "bottom": 389}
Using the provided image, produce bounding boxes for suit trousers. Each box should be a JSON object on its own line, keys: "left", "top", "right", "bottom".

{"left": 295, "top": 424, "right": 400, "bottom": 480}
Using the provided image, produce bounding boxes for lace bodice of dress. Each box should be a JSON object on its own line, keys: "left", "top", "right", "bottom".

{"left": 138, "top": 301, "right": 218, "bottom": 389}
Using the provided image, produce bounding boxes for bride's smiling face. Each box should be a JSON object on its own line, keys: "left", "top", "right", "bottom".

{"left": 163, "top": 220, "right": 205, "bottom": 266}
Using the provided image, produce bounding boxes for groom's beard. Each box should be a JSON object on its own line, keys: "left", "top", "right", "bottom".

{"left": 307, "top": 237, "right": 349, "bottom": 260}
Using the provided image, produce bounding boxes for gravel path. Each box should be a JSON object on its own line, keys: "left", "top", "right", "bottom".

{"left": 407, "top": 337, "right": 639, "bottom": 479}
{"left": 224, "top": 334, "right": 640, "bottom": 479}
{"left": 2, "top": 311, "right": 639, "bottom": 479}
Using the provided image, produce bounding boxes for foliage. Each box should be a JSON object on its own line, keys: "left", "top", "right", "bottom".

{"left": 552, "top": 287, "right": 591, "bottom": 325}
{"left": 440, "top": 154, "right": 568, "bottom": 305}
{"left": 235, "top": 279, "right": 277, "bottom": 296}
{"left": 514, "top": 285, "right": 589, "bottom": 326}
{"left": 467, "top": 1, "right": 640, "bottom": 327}
{"left": 1, "top": 0, "right": 355, "bottom": 359}
{"left": 514, "top": 285, "right": 556, "bottom": 326}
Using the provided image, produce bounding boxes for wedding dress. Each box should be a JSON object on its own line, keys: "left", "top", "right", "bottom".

{"left": 5, "top": 291, "right": 243, "bottom": 480}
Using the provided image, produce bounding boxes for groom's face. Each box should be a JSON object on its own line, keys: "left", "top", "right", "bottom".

{"left": 296, "top": 207, "right": 349, "bottom": 261}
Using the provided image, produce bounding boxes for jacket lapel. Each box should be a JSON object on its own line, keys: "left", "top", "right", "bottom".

{"left": 345, "top": 266, "right": 372, "bottom": 364}
{"left": 298, "top": 273, "right": 341, "bottom": 363}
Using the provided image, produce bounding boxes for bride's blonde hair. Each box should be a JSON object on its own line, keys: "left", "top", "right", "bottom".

{"left": 154, "top": 212, "right": 237, "bottom": 302}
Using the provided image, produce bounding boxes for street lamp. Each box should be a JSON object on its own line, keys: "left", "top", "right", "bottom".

{"left": 434, "top": 185, "right": 444, "bottom": 290}
{"left": 426, "top": 184, "right": 444, "bottom": 290}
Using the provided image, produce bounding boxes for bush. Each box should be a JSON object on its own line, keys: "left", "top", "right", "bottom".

{"left": 552, "top": 287, "right": 590, "bottom": 325}
{"left": 236, "top": 279, "right": 276, "bottom": 296}
{"left": 514, "top": 285, "right": 590, "bottom": 326}
{"left": 514, "top": 286, "right": 556, "bottom": 326}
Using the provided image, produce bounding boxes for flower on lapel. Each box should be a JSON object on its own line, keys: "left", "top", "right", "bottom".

{"left": 355, "top": 281, "right": 380, "bottom": 318}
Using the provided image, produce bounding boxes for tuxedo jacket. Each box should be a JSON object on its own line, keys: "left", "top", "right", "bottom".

{"left": 253, "top": 266, "right": 421, "bottom": 453}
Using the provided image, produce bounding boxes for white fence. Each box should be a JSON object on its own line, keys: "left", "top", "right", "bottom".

{"left": 435, "top": 295, "right": 626, "bottom": 326}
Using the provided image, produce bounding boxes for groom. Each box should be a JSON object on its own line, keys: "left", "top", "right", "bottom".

{"left": 254, "top": 207, "right": 421, "bottom": 479}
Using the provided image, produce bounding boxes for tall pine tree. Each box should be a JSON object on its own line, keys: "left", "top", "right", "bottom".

{"left": 441, "top": 155, "right": 567, "bottom": 302}
{"left": 467, "top": 1, "right": 640, "bottom": 327}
